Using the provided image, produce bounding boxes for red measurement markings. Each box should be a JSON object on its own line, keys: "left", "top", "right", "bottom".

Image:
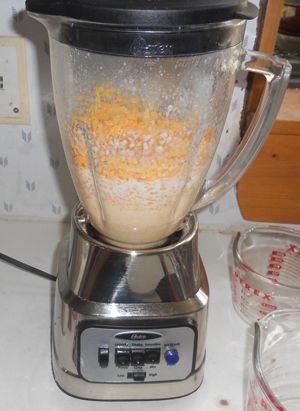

{"left": 272, "top": 250, "right": 286, "bottom": 257}
{"left": 249, "top": 380, "right": 284, "bottom": 411}
{"left": 266, "top": 249, "right": 288, "bottom": 279}
{"left": 248, "top": 381, "right": 259, "bottom": 410}
{"left": 261, "top": 302, "right": 277, "bottom": 310}
{"left": 268, "top": 393, "right": 285, "bottom": 411}
{"left": 234, "top": 272, "right": 272, "bottom": 301}
{"left": 267, "top": 250, "right": 285, "bottom": 276}
{"left": 261, "top": 398, "right": 268, "bottom": 410}
{"left": 260, "top": 397, "right": 284, "bottom": 411}
{"left": 269, "top": 256, "right": 284, "bottom": 263}
{"left": 268, "top": 264, "right": 282, "bottom": 270}
{"left": 288, "top": 244, "right": 300, "bottom": 254}
{"left": 259, "top": 310, "right": 268, "bottom": 316}
{"left": 267, "top": 245, "right": 300, "bottom": 279}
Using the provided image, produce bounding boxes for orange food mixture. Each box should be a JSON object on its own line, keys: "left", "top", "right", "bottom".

{"left": 70, "top": 85, "right": 212, "bottom": 181}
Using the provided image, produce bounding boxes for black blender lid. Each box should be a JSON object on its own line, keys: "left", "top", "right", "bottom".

{"left": 26, "top": 0, "right": 257, "bottom": 26}
{"left": 26, "top": 0, "right": 257, "bottom": 57}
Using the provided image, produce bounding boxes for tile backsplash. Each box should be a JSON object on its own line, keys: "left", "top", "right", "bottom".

{"left": 0, "top": 0, "right": 260, "bottom": 225}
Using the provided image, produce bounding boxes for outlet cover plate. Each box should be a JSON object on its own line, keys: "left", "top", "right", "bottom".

{"left": 0, "top": 37, "right": 30, "bottom": 124}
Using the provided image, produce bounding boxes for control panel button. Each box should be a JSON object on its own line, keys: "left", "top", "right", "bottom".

{"left": 145, "top": 349, "right": 161, "bottom": 364}
{"left": 115, "top": 349, "right": 131, "bottom": 367}
{"left": 127, "top": 372, "right": 146, "bottom": 382}
{"left": 164, "top": 349, "right": 179, "bottom": 365}
{"left": 98, "top": 348, "right": 109, "bottom": 368}
{"left": 131, "top": 350, "right": 145, "bottom": 366}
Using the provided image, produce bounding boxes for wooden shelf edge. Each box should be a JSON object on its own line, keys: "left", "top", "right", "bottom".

{"left": 271, "top": 120, "right": 300, "bottom": 135}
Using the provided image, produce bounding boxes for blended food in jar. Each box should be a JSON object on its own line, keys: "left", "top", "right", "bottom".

{"left": 68, "top": 85, "right": 213, "bottom": 248}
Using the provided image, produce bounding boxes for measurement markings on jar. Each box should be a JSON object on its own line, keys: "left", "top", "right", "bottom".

{"left": 267, "top": 246, "right": 300, "bottom": 282}
{"left": 234, "top": 271, "right": 272, "bottom": 301}
{"left": 267, "top": 249, "right": 286, "bottom": 280}
{"left": 287, "top": 244, "right": 300, "bottom": 254}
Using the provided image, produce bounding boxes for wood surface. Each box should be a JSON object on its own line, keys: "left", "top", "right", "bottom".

{"left": 257, "top": 0, "right": 284, "bottom": 54}
{"left": 237, "top": 132, "right": 300, "bottom": 223}
{"left": 246, "top": 0, "right": 284, "bottom": 112}
{"left": 237, "top": 0, "right": 300, "bottom": 223}
{"left": 272, "top": 89, "right": 300, "bottom": 134}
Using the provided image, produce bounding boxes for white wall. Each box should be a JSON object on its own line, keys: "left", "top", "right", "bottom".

{"left": 0, "top": 1, "right": 77, "bottom": 221}
{"left": 0, "top": 0, "right": 261, "bottom": 225}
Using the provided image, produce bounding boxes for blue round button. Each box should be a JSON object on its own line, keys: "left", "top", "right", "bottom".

{"left": 164, "top": 349, "right": 179, "bottom": 365}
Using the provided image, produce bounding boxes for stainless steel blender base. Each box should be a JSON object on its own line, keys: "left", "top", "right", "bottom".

{"left": 52, "top": 205, "right": 209, "bottom": 400}
{"left": 51, "top": 294, "right": 207, "bottom": 400}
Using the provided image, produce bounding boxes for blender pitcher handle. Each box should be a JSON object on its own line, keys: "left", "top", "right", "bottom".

{"left": 191, "top": 49, "right": 291, "bottom": 212}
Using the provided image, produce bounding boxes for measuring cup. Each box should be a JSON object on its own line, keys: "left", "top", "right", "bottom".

{"left": 246, "top": 309, "right": 300, "bottom": 411}
{"left": 231, "top": 226, "right": 300, "bottom": 323}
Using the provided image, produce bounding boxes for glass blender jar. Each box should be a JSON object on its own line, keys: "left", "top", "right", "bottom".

{"left": 26, "top": 0, "right": 290, "bottom": 401}
{"left": 27, "top": 0, "right": 290, "bottom": 249}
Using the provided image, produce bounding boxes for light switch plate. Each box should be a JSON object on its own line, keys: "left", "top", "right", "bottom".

{"left": 0, "top": 37, "right": 30, "bottom": 124}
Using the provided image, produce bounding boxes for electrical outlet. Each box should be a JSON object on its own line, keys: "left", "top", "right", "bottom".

{"left": 0, "top": 37, "right": 30, "bottom": 124}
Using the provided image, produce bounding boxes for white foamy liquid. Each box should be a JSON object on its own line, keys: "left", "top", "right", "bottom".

{"left": 72, "top": 166, "right": 205, "bottom": 247}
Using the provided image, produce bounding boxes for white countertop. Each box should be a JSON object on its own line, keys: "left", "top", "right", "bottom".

{"left": 0, "top": 219, "right": 252, "bottom": 411}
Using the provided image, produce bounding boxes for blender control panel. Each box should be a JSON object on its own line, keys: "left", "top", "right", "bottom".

{"left": 79, "top": 326, "right": 196, "bottom": 383}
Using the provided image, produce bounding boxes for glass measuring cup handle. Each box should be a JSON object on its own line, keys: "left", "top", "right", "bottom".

{"left": 192, "top": 49, "right": 292, "bottom": 212}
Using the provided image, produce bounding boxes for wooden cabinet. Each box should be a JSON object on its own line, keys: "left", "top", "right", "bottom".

{"left": 236, "top": 0, "right": 300, "bottom": 223}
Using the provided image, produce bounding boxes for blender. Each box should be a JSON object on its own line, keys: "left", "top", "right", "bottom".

{"left": 26, "top": 0, "right": 290, "bottom": 401}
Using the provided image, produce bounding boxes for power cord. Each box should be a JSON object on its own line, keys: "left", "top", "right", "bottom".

{"left": 0, "top": 252, "right": 57, "bottom": 282}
